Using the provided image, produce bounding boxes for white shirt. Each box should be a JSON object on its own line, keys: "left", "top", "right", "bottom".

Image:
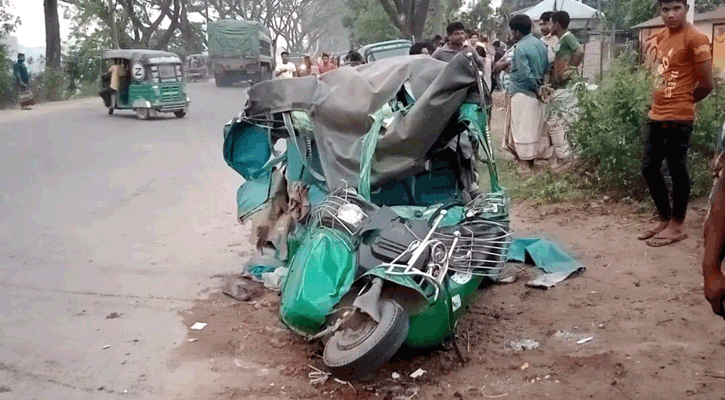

{"left": 540, "top": 34, "right": 559, "bottom": 64}
{"left": 275, "top": 62, "right": 297, "bottom": 79}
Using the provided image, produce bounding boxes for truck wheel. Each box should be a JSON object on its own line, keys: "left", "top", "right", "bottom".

{"left": 174, "top": 110, "right": 186, "bottom": 118}
{"left": 323, "top": 299, "right": 409, "bottom": 380}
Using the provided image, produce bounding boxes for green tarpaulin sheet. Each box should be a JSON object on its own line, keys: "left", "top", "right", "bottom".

{"left": 507, "top": 238, "right": 584, "bottom": 274}
{"left": 208, "top": 20, "right": 270, "bottom": 58}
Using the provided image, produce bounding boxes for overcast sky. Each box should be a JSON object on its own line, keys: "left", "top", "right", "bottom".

{"left": 9, "top": 0, "right": 505, "bottom": 48}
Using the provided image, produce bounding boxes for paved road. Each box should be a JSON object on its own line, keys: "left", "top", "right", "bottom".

{"left": 0, "top": 82, "right": 258, "bottom": 399}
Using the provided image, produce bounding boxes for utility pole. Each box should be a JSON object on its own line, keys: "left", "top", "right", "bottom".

{"left": 688, "top": 0, "right": 695, "bottom": 23}
{"left": 107, "top": 0, "right": 120, "bottom": 48}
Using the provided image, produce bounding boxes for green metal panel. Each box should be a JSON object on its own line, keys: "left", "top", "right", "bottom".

{"left": 279, "top": 227, "right": 357, "bottom": 337}
{"left": 126, "top": 82, "right": 186, "bottom": 108}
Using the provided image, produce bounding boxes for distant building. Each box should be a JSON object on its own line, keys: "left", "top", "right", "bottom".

{"left": 513, "top": 0, "right": 605, "bottom": 32}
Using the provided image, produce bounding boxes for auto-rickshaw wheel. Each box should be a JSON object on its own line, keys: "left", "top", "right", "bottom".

{"left": 174, "top": 110, "right": 186, "bottom": 118}
{"left": 107, "top": 107, "right": 114, "bottom": 115}
{"left": 136, "top": 108, "right": 150, "bottom": 120}
{"left": 323, "top": 299, "right": 409, "bottom": 380}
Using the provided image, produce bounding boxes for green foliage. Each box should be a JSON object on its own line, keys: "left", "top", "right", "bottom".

{"left": 343, "top": 0, "right": 402, "bottom": 47}
{"left": 457, "top": 0, "right": 496, "bottom": 35}
{"left": 0, "top": 43, "right": 15, "bottom": 107}
{"left": 569, "top": 51, "right": 720, "bottom": 200}
{"left": 35, "top": 67, "right": 68, "bottom": 102}
{"left": 491, "top": 160, "right": 582, "bottom": 204}
{"left": 0, "top": 0, "right": 20, "bottom": 107}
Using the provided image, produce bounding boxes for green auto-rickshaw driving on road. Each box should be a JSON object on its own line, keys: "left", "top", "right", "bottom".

{"left": 99, "top": 49, "right": 190, "bottom": 120}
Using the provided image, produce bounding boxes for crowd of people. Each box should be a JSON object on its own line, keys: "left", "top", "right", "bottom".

{"left": 405, "top": 13, "right": 583, "bottom": 175}
{"left": 274, "top": 51, "right": 358, "bottom": 79}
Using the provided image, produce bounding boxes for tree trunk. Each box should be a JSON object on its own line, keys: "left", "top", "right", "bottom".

{"left": 44, "top": 0, "right": 62, "bottom": 70}
{"left": 108, "top": 0, "right": 120, "bottom": 48}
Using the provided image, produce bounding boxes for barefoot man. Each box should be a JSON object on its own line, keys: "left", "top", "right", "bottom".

{"left": 639, "top": 0, "right": 713, "bottom": 247}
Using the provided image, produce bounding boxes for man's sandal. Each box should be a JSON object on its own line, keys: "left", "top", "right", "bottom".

{"left": 646, "top": 233, "right": 688, "bottom": 247}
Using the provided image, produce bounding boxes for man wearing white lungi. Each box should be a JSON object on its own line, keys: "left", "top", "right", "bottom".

{"left": 495, "top": 14, "right": 551, "bottom": 173}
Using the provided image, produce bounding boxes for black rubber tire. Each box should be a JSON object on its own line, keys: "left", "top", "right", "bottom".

{"left": 215, "top": 76, "right": 221, "bottom": 87}
{"left": 108, "top": 107, "right": 114, "bottom": 115}
{"left": 136, "top": 108, "right": 150, "bottom": 120}
{"left": 323, "top": 299, "right": 409, "bottom": 380}
{"left": 174, "top": 110, "right": 186, "bottom": 118}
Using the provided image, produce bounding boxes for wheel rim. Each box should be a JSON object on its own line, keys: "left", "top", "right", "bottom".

{"left": 335, "top": 313, "right": 377, "bottom": 351}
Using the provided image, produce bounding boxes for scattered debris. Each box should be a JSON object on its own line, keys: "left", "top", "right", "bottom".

{"left": 509, "top": 339, "right": 539, "bottom": 351}
{"left": 480, "top": 385, "right": 508, "bottom": 398}
{"left": 392, "top": 372, "right": 401, "bottom": 380}
{"left": 187, "top": 338, "right": 198, "bottom": 342}
{"left": 102, "top": 345, "right": 111, "bottom": 350}
{"left": 410, "top": 368, "right": 426, "bottom": 379}
{"left": 333, "top": 378, "right": 357, "bottom": 395}
{"left": 222, "top": 278, "right": 259, "bottom": 302}
{"left": 0, "top": 386, "right": 11, "bottom": 393}
{"left": 105, "top": 312, "right": 122, "bottom": 319}
{"left": 308, "top": 364, "right": 330, "bottom": 385}
{"left": 97, "top": 386, "right": 105, "bottom": 391}
{"left": 520, "top": 363, "right": 529, "bottom": 371}
{"left": 190, "top": 322, "right": 207, "bottom": 330}
{"left": 577, "top": 336, "right": 594, "bottom": 344}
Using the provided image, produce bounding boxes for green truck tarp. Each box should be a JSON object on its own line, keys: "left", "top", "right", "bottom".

{"left": 208, "top": 20, "right": 270, "bottom": 58}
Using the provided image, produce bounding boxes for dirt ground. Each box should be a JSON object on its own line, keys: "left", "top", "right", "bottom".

{"left": 171, "top": 100, "right": 725, "bottom": 400}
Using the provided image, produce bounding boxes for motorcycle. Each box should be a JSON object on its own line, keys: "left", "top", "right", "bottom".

{"left": 223, "top": 52, "right": 511, "bottom": 380}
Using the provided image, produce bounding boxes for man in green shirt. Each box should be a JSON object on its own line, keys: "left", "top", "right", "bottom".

{"left": 545, "top": 11, "right": 585, "bottom": 170}
{"left": 13, "top": 53, "right": 29, "bottom": 88}
{"left": 498, "top": 14, "right": 552, "bottom": 174}
{"left": 13, "top": 53, "right": 33, "bottom": 109}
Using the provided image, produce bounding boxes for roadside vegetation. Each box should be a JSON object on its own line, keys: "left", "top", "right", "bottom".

{"left": 495, "top": 52, "right": 724, "bottom": 206}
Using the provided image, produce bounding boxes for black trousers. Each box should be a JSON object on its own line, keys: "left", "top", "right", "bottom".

{"left": 641, "top": 119, "right": 693, "bottom": 222}
{"left": 99, "top": 87, "right": 116, "bottom": 107}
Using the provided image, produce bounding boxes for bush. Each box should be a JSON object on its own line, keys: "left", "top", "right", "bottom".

{"left": 569, "top": 50, "right": 719, "bottom": 200}
{"left": 569, "top": 51, "right": 654, "bottom": 199}
{"left": 36, "top": 67, "right": 68, "bottom": 102}
{"left": 0, "top": 43, "right": 16, "bottom": 107}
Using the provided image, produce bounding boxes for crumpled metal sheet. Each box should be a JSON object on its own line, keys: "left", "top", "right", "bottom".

{"left": 525, "top": 267, "right": 586, "bottom": 289}
{"left": 288, "top": 181, "right": 310, "bottom": 222}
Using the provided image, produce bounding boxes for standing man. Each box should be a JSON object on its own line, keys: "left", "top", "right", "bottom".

{"left": 539, "top": 12, "right": 558, "bottom": 65}
{"left": 14, "top": 53, "right": 29, "bottom": 89}
{"left": 13, "top": 53, "right": 32, "bottom": 109}
{"left": 499, "top": 14, "right": 551, "bottom": 174}
{"left": 432, "top": 22, "right": 483, "bottom": 65}
{"left": 639, "top": 0, "right": 713, "bottom": 247}
{"left": 546, "top": 10, "right": 585, "bottom": 170}
{"left": 318, "top": 53, "right": 337, "bottom": 74}
{"left": 99, "top": 58, "right": 127, "bottom": 108}
{"left": 274, "top": 51, "right": 297, "bottom": 79}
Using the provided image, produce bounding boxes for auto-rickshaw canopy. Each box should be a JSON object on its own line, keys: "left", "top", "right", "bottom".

{"left": 101, "top": 49, "right": 182, "bottom": 64}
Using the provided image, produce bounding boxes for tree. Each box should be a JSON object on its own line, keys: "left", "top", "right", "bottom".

{"left": 376, "top": 0, "right": 432, "bottom": 39}
{"left": 0, "top": 0, "right": 21, "bottom": 106}
{"left": 458, "top": 0, "right": 496, "bottom": 34}
{"left": 45, "top": 0, "right": 62, "bottom": 70}
{"left": 343, "top": 0, "right": 401, "bottom": 47}
{"left": 62, "top": 0, "right": 185, "bottom": 50}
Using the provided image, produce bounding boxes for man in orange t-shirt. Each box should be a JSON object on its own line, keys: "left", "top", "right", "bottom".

{"left": 638, "top": 0, "right": 713, "bottom": 247}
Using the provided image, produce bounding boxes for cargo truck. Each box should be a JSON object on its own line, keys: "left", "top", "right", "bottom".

{"left": 207, "top": 20, "right": 273, "bottom": 87}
